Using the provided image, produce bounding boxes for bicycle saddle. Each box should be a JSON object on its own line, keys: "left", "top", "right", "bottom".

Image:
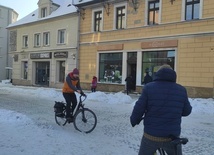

{"left": 171, "top": 138, "right": 188, "bottom": 145}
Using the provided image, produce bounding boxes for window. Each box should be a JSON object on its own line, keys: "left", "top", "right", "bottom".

{"left": 115, "top": 5, "right": 126, "bottom": 29}
{"left": 185, "top": 0, "right": 200, "bottom": 20}
{"left": 34, "top": 33, "right": 41, "bottom": 47}
{"left": 57, "top": 29, "right": 65, "bottom": 44}
{"left": 99, "top": 53, "right": 123, "bottom": 83}
{"left": 22, "top": 61, "right": 28, "bottom": 79}
{"left": 93, "top": 10, "right": 103, "bottom": 32}
{"left": 148, "top": 0, "right": 160, "bottom": 25}
{"left": 142, "top": 50, "right": 175, "bottom": 83}
{"left": 58, "top": 61, "right": 65, "bottom": 82}
{"left": 23, "top": 35, "right": 28, "bottom": 48}
{"left": 41, "top": 7, "right": 47, "bottom": 18}
{"left": 43, "top": 32, "right": 50, "bottom": 46}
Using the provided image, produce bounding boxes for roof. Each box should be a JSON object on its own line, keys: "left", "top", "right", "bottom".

{"left": 72, "top": 0, "right": 106, "bottom": 7}
{"left": 0, "top": 5, "right": 18, "bottom": 15}
{"left": 7, "top": 0, "right": 77, "bottom": 28}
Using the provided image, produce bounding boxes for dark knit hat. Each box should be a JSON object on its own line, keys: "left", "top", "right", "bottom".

{"left": 73, "top": 68, "right": 79, "bottom": 75}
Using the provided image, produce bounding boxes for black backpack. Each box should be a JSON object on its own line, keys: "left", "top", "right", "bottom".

{"left": 54, "top": 101, "right": 66, "bottom": 117}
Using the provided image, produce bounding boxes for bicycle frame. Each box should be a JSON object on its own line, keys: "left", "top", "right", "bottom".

{"left": 72, "top": 94, "right": 86, "bottom": 116}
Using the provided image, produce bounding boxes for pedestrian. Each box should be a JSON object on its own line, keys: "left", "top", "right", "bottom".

{"left": 125, "top": 75, "right": 132, "bottom": 95}
{"left": 62, "top": 68, "right": 84, "bottom": 122}
{"left": 130, "top": 64, "right": 192, "bottom": 155}
{"left": 142, "top": 68, "right": 153, "bottom": 85}
{"left": 91, "top": 76, "right": 97, "bottom": 92}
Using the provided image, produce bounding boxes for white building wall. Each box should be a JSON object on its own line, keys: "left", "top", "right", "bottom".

{"left": 0, "top": 5, "right": 18, "bottom": 81}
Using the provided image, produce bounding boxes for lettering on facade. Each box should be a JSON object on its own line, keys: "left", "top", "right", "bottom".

{"left": 141, "top": 40, "right": 178, "bottom": 49}
{"left": 30, "top": 52, "right": 52, "bottom": 59}
{"left": 54, "top": 52, "right": 68, "bottom": 58}
{"left": 97, "top": 44, "right": 124, "bottom": 51}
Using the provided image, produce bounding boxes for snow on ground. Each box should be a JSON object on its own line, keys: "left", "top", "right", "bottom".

{"left": 0, "top": 82, "right": 214, "bottom": 155}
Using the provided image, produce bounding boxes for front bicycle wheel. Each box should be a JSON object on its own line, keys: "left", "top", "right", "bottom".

{"left": 73, "top": 108, "right": 97, "bottom": 133}
{"left": 55, "top": 110, "right": 67, "bottom": 126}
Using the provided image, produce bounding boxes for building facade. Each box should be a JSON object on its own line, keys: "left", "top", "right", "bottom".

{"left": 7, "top": 0, "right": 78, "bottom": 88}
{"left": 73, "top": 0, "right": 214, "bottom": 98}
{"left": 0, "top": 5, "right": 18, "bottom": 81}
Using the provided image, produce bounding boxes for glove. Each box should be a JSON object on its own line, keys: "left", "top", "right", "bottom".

{"left": 81, "top": 92, "right": 86, "bottom": 96}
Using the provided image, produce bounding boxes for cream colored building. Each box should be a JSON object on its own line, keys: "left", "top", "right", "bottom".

{"left": 7, "top": 0, "right": 78, "bottom": 88}
{"left": 0, "top": 5, "right": 18, "bottom": 81}
{"left": 73, "top": 0, "right": 214, "bottom": 98}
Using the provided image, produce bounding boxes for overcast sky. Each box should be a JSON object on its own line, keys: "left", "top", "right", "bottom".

{"left": 0, "top": 0, "right": 38, "bottom": 20}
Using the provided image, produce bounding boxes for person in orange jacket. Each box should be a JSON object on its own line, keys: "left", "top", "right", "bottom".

{"left": 62, "top": 68, "right": 84, "bottom": 121}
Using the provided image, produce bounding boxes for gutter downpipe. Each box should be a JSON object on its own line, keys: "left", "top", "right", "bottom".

{"left": 73, "top": 0, "right": 80, "bottom": 69}
{"left": 76, "top": 9, "right": 80, "bottom": 69}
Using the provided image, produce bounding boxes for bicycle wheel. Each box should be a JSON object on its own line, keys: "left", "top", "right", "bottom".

{"left": 156, "top": 148, "right": 166, "bottom": 155}
{"left": 55, "top": 110, "right": 67, "bottom": 126}
{"left": 73, "top": 108, "right": 97, "bottom": 133}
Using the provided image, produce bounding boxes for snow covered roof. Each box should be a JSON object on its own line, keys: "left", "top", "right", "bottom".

{"left": 8, "top": 0, "right": 77, "bottom": 28}
{"left": 72, "top": 0, "right": 104, "bottom": 7}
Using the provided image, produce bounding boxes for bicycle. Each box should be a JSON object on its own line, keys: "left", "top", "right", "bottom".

{"left": 155, "top": 137, "right": 188, "bottom": 155}
{"left": 54, "top": 94, "right": 97, "bottom": 133}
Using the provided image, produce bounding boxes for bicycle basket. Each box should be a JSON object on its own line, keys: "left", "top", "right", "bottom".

{"left": 54, "top": 101, "right": 65, "bottom": 117}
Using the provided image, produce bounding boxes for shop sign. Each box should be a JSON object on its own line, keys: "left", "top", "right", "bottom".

{"left": 54, "top": 52, "right": 68, "bottom": 58}
{"left": 141, "top": 40, "right": 178, "bottom": 49}
{"left": 30, "top": 52, "right": 52, "bottom": 59}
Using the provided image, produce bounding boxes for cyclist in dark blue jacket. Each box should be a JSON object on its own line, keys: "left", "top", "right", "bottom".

{"left": 130, "top": 64, "right": 192, "bottom": 155}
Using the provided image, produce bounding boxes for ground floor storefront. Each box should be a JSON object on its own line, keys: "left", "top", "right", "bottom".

{"left": 11, "top": 49, "right": 76, "bottom": 89}
{"left": 79, "top": 36, "right": 214, "bottom": 98}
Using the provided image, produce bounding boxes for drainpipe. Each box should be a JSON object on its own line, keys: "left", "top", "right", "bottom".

{"left": 73, "top": 0, "right": 80, "bottom": 69}
{"left": 6, "top": 9, "right": 10, "bottom": 79}
{"left": 76, "top": 10, "right": 80, "bottom": 69}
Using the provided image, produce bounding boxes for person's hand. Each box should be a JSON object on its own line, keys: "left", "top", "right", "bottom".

{"left": 81, "top": 91, "right": 86, "bottom": 96}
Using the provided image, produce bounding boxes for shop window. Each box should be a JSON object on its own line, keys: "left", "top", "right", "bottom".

{"left": 22, "top": 61, "right": 28, "bottom": 79}
{"left": 58, "top": 61, "right": 65, "bottom": 82}
{"left": 99, "top": 53, "right": 122, "bottom": 83}
{"left": 147, "top": 0, "right": 160, "bottom": 25}
{"left": 185, "top": 0, "right": 200, "bottom": 20}
{"left": 142, "top": 50, "right": 175, "bottom": 84}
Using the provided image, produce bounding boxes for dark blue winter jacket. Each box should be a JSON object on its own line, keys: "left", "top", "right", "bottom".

{"left": 130, "top": 68, "right": 192, "bottom": 137}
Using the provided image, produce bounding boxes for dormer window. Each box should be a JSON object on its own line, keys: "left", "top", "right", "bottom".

{"left": 41, "top": 7, "right": 47, "bottom": 18}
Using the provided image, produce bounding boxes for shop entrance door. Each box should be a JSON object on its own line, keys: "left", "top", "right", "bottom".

{"left": 127, "top": 52, "right": 137, "bottom": 91}
{"left": 35, "top": 62, "right": 50, "bottom": 86}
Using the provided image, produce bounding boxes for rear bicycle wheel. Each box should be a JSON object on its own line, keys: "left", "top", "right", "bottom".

{"left": 55, "top": 110, "right": 67, "bottom": 126}
{"left": 73, "top": 108, "right": 97, "bottom": 133}
{"left": 156, "top": 148, "right": 166, "bottom": 155}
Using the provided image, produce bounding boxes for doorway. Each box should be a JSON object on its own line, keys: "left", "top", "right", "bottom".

{"left": 35, "top": 62, "right": 50, "bottom": 86}
{"left": 127, "top": 52, "right": 137, "bottom": 91}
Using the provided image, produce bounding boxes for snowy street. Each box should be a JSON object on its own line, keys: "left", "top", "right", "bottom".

{"left": 0, "top": 83, "right": 214, "bottom": 155}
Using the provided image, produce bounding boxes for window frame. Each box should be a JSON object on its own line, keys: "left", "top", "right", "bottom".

{"left": 22, "top": 35, "right": 28, "bottom": 48}
{"left": 114, "top": 3, "right": 127, "bottom": 30}
{"left": 57, "top": 29, "right": 66, "bottom": 44}
{"left": 92, "top": 8, "right": 103, "bottom": 32}
{"left": 43, "top": 32, "right": 50, "bottom": 46}
{"left": 41, "top": 7, "right": 47, "bottom": 18}
{"left": 181, "top": 0, "right": 203, "bottom": 21}
{"left": 34, "top": 33, "right": 41, "bottom": 47}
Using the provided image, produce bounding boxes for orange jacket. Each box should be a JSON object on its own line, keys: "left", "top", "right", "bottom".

{"left": 62, "top": 72, "right": 81, "bottom": 93}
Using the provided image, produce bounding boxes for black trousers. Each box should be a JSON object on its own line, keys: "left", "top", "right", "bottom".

{"left": 63, "top": 92, "right": 77, "bottom": 117}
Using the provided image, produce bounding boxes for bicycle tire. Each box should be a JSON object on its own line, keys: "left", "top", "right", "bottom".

{"left": 55, "top": 110, "right": 67, "bottom": 126}
{"left": 73, "top": 108, "right": 97, "bottom": 133}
